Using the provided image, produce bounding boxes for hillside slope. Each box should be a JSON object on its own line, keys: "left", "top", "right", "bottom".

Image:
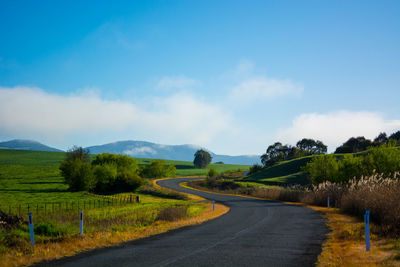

{"left": 241, "top": 156, "right": 314, "bottom": 185}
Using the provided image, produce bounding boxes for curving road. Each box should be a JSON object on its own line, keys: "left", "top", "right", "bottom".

{"left": 38, "top": 178, "right": 327, "bottom": 267}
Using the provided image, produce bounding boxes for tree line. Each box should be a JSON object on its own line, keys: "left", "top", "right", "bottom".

{"left": 260, "top": 138, "right": 327, "bottom": 167}
{"left": 334, "top": 130, "right": 400, "bottom": 154}
{"left": 60, "top": 147, "right": 176, "bottom": 193}
{"left": 258, "top": 130, "right": 400, "bottom": 169}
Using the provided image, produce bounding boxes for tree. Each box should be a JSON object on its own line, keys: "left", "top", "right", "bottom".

{"left": 140, "top": 160, "right": 176, "bottom": 178}
{"left": 334, "top": 136, "right": 372, "bottom": 154}
{"left": 260, "top": 142, "right": 300, "bottom": 167}
{"left": 92, "top": 153, "right": 143, "bottom": 192}
{"left": 374, "top": 132, "right": 388, "bottom": 144}
{"left": 60, "top": 146, "right": 95, "bottom": 191}
{"left": 296, "top": 138, "right": 327, "bottom": 154}
{"left": 193, "top": 149, "right": 212, "bottom": 168}
{"left": 389, "top": 130, "right": 400, "bottom": 145}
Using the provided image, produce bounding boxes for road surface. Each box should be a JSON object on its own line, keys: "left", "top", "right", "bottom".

{"left": 38, "top": 177, "right": 327, "bottom": 267}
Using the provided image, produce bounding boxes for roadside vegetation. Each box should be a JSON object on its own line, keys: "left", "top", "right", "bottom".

{"left": 0, "top": 148, "right": 237, "bottom": 265}
{"left": 186, "top": 131, "right": 400, "bottom": 265}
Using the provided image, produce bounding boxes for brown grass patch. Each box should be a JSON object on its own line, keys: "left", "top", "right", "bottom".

{"left": 312, "top": 206, "right": 400, "bottom": 267}
{"left": 0, "top": 202, "right": 229, "bottom": 267}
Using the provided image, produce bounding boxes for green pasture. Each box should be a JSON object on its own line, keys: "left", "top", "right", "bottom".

{"left": 240, "top": 156, "right": 314, "bottom": 185}
{"left": 0, "top": 149, "right": 249, "bottom": 206}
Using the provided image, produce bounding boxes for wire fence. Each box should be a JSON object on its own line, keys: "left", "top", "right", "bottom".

{"left": 0, "top": 194, "right": 139, "bottom": 218}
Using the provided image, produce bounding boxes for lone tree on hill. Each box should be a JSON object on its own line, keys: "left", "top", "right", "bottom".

{"left": 193, "top": 149, "right": 212, "bottom": 168}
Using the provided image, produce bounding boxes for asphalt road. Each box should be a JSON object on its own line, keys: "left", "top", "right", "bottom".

{"left": 38, "top": 178, "right": 327, "bottom": 267}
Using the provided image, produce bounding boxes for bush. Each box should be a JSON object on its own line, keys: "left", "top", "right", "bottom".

{"left": 207, "top": 168, "right": 217, "bottom": 178}
{"left": 93, "top": 163, "right": 118, "bottom": 192}
{"left": 34, "top": 222, "right": 65, "bottom": 237}
{"left": 140, "top": 160, "right": 176, "bottom": 178}
{"left": 157, "top": 206, "right": 188, "bottom": 221}
{"left": 92, "top": 153, "right": 143, "bottom": 193}
{"left": 248, "top": 164, "right": 263, "bottom": 175}
{"left": 304, "top": 144, "right": 400, "bottom": 184}
{"left": 60, "top": 159, "right": 95, "bottom": 191}
{"left": 139, "top": 184, "right": 188, "bottom": 200}
{"left": 0, "top": 229, "right": 31, "bottom": 253}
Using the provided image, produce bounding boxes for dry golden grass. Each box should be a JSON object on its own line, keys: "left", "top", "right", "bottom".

{"left": 1, "top": 178, "right": 229, "bottom": 267}
{"left": 312, "top": 206, "right": 400, "bottom": 267}
{"left": 184, "top": 180, "right": 400, "bottom": 266}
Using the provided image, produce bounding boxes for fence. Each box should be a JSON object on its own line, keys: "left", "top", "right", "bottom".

{"left": 0, "top": 194, "right": 139, "bottom": 218}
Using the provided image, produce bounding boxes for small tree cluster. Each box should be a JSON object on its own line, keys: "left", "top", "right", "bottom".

{"left": 334, "top": 130, "right": 400, "bottom": 154}
{"left": 60, "top": 147, "right": 176, "bottom": 193}
{"left": 260, "top": 139, "right": 327, "bottom": 167}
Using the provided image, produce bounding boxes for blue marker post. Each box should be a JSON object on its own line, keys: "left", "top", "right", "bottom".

{"left": 79, "top": 211, "right": 83, "bottom": 235}
{"left": 212, "top": 200, "right": 215, "bottom": 211}
{"left": 327, "top": 196, "right": 330, "bottom": 208}
{"left": 364, "top": 210, "right": 370, "bottom": 251}
{"left": 28, "top": 213, "right": 35, "bottom": 247}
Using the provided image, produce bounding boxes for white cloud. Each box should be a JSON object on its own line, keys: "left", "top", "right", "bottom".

{"left": 0, "top": 86, "right": 232, "bottom": 147}
{"left": 277, "top": 111, "right": 400, "bottom": 152}
{"left": 123, "top": 146, "right": 157, "bottom": 155}
{"left": 225, "top": 61, "right": 303, "bottom": 104}
{"left": 156, "top": 75, "right": 199, "bottom": 89}
{"left": 229, "top": 76, "right": 303, "bottom": 103}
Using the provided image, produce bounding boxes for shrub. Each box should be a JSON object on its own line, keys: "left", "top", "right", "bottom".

{"left": 248, "top": 164, "right": 263, "bottom": 175}
{"left": 93, "top": 163, "right": 118, "bottom": 192}
{"left": 157, "top": 206, "right": 188, "bottom": 221}
{"left": 139, "top": 184, "right": 188, "bottom": 200}
{"left": 207, "top": 168, "right": 217, "bottom": 178}
{"left": 304, "top": 144, "right": 400, "bottom": 184}
{"left": 34, "top": 222, "right": 65, "bottom": 237}
{"left": 0, "top": 229, "right": 31, "bottom": 253}
{"left": 140, "top": 160, "right": 176, "bottom": 178}
{"left": 92, "top": 153, "right": 143, "bottom": 192}
{"left": 60, "top": 158, "right": 95, "bottom": 191}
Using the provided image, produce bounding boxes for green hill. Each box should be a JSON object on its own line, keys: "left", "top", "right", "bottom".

{"left": 240, "top": 156, "right": 315, "bottom": 185}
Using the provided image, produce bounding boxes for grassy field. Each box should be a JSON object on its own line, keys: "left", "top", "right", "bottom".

{"left": 240, "top": 156, "right": 314, "bottom": 185}
{"left": 0, "top": 149, "right": 249, "bottom": 207}
{"left": 0, "top": 149, "right": 230, "bottom": 260}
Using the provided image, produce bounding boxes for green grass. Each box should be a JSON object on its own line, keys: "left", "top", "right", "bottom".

{"left": 0, "top": 149, "right": 249, "bottom": 207}
{"left": 137, "top": 158, "right": 250, "bottom": 176}
{"left": 0, "top": 149, "right": 215, "bottom": 254}
{"left": 240, "top": 156, "right": 314, "bottom": 185}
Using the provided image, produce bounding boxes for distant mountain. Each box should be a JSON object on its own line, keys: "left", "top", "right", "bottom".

{"left": 86, "top": 140, "right": 261, "bottom": 165}
{"left": 0, "top": 139, "right": 63, "bottom": 152}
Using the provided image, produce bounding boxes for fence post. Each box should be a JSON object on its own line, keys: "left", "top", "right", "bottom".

{"left": 136, "top": 196, "right": 140, "bottom": 203}
{"left": 212, "top": 200, "right": 215, "bottom": 211}
{"left": 364, "top": 210, "right": 370, "bottom": 251}
{"left": 28, "top": 213, "right": 35, "bottom": 247}
{"left": 327, "top": 196, "right": 330, "bottom": 208}
{"left": 79, "top": 211, "right": 83, "bottom": 235}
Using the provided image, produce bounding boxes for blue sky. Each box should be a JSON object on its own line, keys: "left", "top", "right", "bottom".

{"left": 0, "top": 0, "right": 399, "bottom": 155}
